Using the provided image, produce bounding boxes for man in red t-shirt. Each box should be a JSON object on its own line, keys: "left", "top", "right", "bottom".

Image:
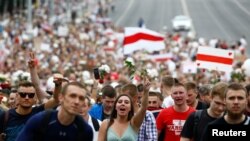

{"left": 156, "top": 82, "right": 195, "bottom": 141}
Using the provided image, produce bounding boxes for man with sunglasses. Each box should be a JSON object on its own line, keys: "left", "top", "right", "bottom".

{"left": 15, "top": 82, "right": 93, "bottom": 141}
{"left": 0, "top": 81, "right": 61, "bottom": 141}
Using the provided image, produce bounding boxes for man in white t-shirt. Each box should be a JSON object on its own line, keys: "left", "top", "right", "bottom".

{"left": 80, "top": 96, "right": 102, "bottom": 141}
{"left": 161, "top": 75, "right": 178, "bottom": 108}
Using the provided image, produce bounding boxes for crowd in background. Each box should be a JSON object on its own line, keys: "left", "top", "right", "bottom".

{"left": 0, "top": 0, "right": 250, "bottom": 141}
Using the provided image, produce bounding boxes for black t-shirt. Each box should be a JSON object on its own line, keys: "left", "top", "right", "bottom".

{"left": 202, "top": 116, "right": 250, "bottom": 141}
{"left": 0, "top": 105, "right": 45, "bottom": 141}
{"left": 196, "top": 101, "right": 209, "bottom": 110}
{"left": 101, "top": 111, "right": 110, "bottom": 121}
{"left": 181, "top": 109, "right": 217, "bottom": 141}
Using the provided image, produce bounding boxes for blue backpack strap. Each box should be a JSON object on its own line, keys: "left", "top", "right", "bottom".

{"left": 75, "top": 115, "right": 85, "bottom": 141}
{"left": 34, "top": 110, "right": 53, "bottom": 141}
{"left": 0, "top": 110, "right": 9, "bottom": 133}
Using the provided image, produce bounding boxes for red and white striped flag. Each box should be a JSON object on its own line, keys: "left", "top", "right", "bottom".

{"left": 196, "top": 47, "right": 234, "bottom": 72}
{"left": 123, "top": 27, "right": 165, "bottom": 55}
{"left": 147, "top": 53, "right": 173, "bottom": 62}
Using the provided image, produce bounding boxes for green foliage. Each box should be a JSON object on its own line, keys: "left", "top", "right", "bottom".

{"left": 125, "top": 60, "right": 147, "bottom": 80}
{"left": 0, "top": 77, "right": 6, "bottom": 83}
{"left": 231, "top": 72, "right": 245, "bottom": 82}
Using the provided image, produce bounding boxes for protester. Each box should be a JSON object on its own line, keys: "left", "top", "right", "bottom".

{"left": 122, "top": 83, "right": 158, "bottom": 141}
{"left": 184, "top": 82, "right": 209, "bottom": 110}
{"left": 0, "top": 80, "right": 61, "bottom": 141}
{"left": 161, "top": 75, "right": 177, "bottom": 108}
{"left": 7, "top": 89, "right": 17, "bottom": 109}
{"left": 147, "top": 91, "right": 163, "bottom": 118}
{"left": 15, "top": 82, "right": 93, "bottom": 141}
{"left": 180, "top": 82, "right": 228, "bottom": 141}
{"left": 80, "top": 96, "right": 102, "bottom": 141}
{"left": 156, "top": 82, "right": 195, "bottom": 141}
{"left": 198, "top": 84, "right": 212, "bottom": 106}
{"left": 245, "top": 84, "right": 250, "bottom": 116}
{"left": 89, "top": 85, "right": 116, "bottom": 121}
{"left": 202, "top": 83, "right": 250, "bottom": 141}
{"left": 98, "top": 78, "right": 151, "bottom": 141}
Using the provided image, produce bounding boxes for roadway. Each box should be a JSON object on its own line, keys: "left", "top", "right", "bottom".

{"left": 109, "top": 0, "right": 250, "bottom": 56}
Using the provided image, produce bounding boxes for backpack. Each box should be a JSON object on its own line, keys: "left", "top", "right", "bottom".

{"left": 193, "top": 110, "right": 203, "bottom": 141}
{"left": 35, "top": 110, "right": 85, "bottom": 141}
{"left": 0, "top": 111, "right": 8, "bottom": 141}
{"left": 91, "top": 116, "right": 100, "bottom": 131}
{"left": 0, "top": 111, "right": 9, "bottom": 133}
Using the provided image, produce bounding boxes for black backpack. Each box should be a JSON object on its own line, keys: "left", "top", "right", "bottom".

{"left": 193, "top": 110, "right": 203, "bottom": 141}
{"left": 91, "top": 116, "right": 100, "bottom": 131}
{"left": 34, "top": 110, "right": 85, "bottom": 141}
{"left": 0, "top": 110, "right": 9, "bottom": 133}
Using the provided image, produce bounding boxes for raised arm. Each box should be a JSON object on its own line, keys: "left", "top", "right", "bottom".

{"left": 28, "top": 52, "right": 48, "bottom": 103}
{"left": 131, "top": 78, "right": 150, "bottom": 131}
{"left": 97, "top": 119, "right": 109, "bottom": 141}
{"left": 44, "top": 73, "right": 68, "bottom": 109}
{"left": 90, "top": 80, "right": 99, "bottom": 102}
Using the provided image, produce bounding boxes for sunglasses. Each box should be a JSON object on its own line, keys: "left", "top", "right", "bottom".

{"left": 18, "top": 92, "right": 35, "bottom": 98}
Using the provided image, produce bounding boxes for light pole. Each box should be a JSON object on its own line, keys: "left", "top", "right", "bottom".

{"left": 27, "top": 0, "right": 32, "bottom": 32}
{"left": 49, "top": 0, "right": 54, "bottom": 25}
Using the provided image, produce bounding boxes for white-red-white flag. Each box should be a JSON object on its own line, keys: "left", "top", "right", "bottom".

{"left": 123, "top": 27, "right": 165, "bottom": 54}
{"left": 147, "top": 53, "right": 173, "bottom": 62}
{"left": 196, "top": 47, "right": 234, "bottom": 72}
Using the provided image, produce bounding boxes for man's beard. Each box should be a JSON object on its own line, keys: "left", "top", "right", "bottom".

{"left": 227, "top": 111, "right": 243, "bottom": 120}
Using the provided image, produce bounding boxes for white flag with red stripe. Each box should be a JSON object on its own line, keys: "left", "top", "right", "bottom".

{"left": 196, "top": 47, "right": 234, "bottom": 72}
{"left": 123, "top": 27, "right": 165, "bottom": 54}
{"left": 147, "top": 53, "right": 173, "bottom": 62}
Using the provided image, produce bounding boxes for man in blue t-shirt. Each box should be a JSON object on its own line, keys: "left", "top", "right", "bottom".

{"left": 89, "top": 85, "right": 116, "bottom": 121}
{"left": 15, "top": 82, "right": 93, "bottom": 141}
{"left": 0, "top": 54, "right": 64, "bottom": 141}
{"left": 0, "top": 80, "right": 61, "bottom": 141}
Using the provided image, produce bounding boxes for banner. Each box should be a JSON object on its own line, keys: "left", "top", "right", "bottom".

{"left": 123, "top": 27, "right": 165, "bottom": 54}
{"left": 196, "top": 47, "right": 234, "bottom": 72}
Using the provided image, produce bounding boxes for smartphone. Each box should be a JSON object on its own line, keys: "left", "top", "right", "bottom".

{"left": 93, "top": 68, "right": 100, "bottom": 80}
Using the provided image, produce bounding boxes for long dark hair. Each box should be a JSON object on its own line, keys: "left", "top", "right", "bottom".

{"left": 104, "top": 94, "right": 134, "bottom": 141}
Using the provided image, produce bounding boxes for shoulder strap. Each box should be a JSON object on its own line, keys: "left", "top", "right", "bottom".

{"left": 91, "top": 116, "right": 100, "bottom": 131}
{"left": 75, "top": 115, "right": 84, "bottom": 141}
{"left": 193, "top": 110, "right": 203, "bottom": 139}
{"left": 34, "top": 110, "right": 53, "bottom": 141}
{"left": 244, "top": 116, "right": 250, "bottom": 125}
{"left": 0, "top": 111, "right": 9, "bottom": 133}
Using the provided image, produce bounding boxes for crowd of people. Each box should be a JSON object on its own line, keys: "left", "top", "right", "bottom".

{"left": 0, "top": 0, "right": 250, "bottom": 141}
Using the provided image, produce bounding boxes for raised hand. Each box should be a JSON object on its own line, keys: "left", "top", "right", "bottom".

{"left": 143, "top": 77, "right": 151, "bottom": 94}
{"left": 28, "top": 52, "right": 38, "bottom": 69}
{"left": 53, "top": 73, "right": 69, "bottom": 87}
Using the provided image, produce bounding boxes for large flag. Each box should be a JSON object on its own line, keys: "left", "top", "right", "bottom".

{"left": 196, "top": 47, "right": 234, "bottom": 72}
{"left": 123, "top": 27, "right": 165, "bottom": 55}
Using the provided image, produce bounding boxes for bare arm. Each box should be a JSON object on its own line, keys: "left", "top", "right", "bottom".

{"left": 44, "top": 73, "right": 67, "bottom": 109}
{"left": 28, "top": 52, "right": 48, "bottom": 103}
{"left": 131, "top": 78, "right": 150, "bottom": 132}
{"left": 90, "top": 80, "right": 98, "bottom": 102}
{"left": 97, "top": 119, "right": 108, "bottom": 141}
